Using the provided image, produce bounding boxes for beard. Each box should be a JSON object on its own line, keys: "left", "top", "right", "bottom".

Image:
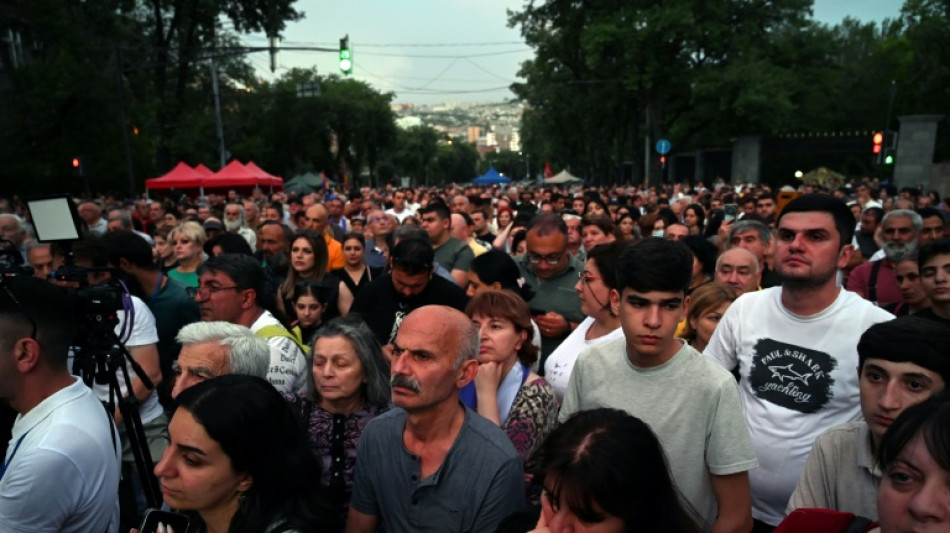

{"left": 776, "top": 260, "right": 839, "bottom": 291}
{"left": 224, "top": 218, "right": 243, "bottom": 232}
{"left": 882, "top": 240, "right": 917, "bottom": 262}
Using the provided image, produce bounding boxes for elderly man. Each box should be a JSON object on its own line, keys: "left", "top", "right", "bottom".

{"left": 728, "top": 220, "right": 780, "bottom": 288}
{"left": 517, "top": 213, "right": 585, "bottom": 367}
{"left": 223, "top": 202, "right": 257, "bottom": 251}
{"left": 303, "top": 203, "right": 345, "bottom": 269}
{"left": 27, "top": 242, "right": 54, "bottom": 279}
{"left": 847, "top": 209, "right": 921, "bottom": 307}
{"left": 346, "top": 306, "right": 524, "bottom": 533}
{"left": 0, "top": 214, "right": 29, "bottom": 264}
{"left": 170, "top": 321, "right": 270, "bottom": 398}
{"left": 77, "top": 200, "right": 109, "bottom": 235}
{"left": 0, "top": 277, "right": 120, "bottom": 532}
{"left": 706, "top": 195, "right": 893, "bottom": 529}
{"left": 451, "top": 212, "right": 489, "bottom": 257}
{"left": 257, "top": 220, "right": 291, "bottom": 274}
{"left": 105, "top": 208, "right": 154, "bottom": 245}
{"left": 241, "top": 199, "right": 261, "bottom": 230}
{"left": 715, "top": 247, "right": 761, "bottom": 297}
{"left": 193, "top": 254, "right": 310, "bottom": 395}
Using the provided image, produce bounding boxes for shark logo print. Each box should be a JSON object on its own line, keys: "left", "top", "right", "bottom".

{"left": 749, "top": 338, "right": 837, "bottom": 414}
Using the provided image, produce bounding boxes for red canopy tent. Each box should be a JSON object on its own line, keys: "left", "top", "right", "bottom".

{"left": 203, "top": 160, "right": 283, "bottom": 190}
{"left": 144, "top": 162, "right": 204, "bottom": 189}
{"left": 193, "top": 163, "right": 214, "bottom": 177}
{"left": 246, "top": 161, "right": 282, "bottom": 183}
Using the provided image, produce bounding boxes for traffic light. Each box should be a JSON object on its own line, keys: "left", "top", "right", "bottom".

{"left": 71, "top": 157, "right": 84, "bottom": 177}
{"left": 339, "top": 35, "right": 352, "bottom": 75}
{"left": 872, "top": 131, "right": 883, "bottom": 155}
{"left": 659, "top": 155, "right": 667, "bottom": 168}
{"left": 883, "top": 130, "right": 898, "bottom": 165}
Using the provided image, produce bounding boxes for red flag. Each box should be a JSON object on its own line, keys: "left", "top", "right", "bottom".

{"left": 543, "top": 162, "right": 554, "bottom": 179}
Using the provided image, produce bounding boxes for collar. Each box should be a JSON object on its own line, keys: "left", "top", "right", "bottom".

{"left": 857, "top": 422, "right": 883, "bottom": 478}
{"left": 11, "top": 378, "right": 86, "bottom": 439}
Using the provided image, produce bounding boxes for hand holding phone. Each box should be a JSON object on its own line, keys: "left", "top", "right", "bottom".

{"left": 138, "top": 509, "right": 189, "bottom": 533}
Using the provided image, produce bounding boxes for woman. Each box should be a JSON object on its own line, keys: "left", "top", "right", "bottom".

{"left": 278, "top": 230, "right": 330, "bottom": 321}
{"left": 617, "top": 212, "right": 638, "bottom": 242}
{"left": 580, "top": 214, "right": 618, "bottom": 252}
{"left": 684, "top": 203, "right": 706, "bottom": 236}
{"left": 285, "top": 316, "right": 391, "bottom": 527}
{"left": 290, "top": 281, "right": 330, "bottom": 347}
{"left": 463, "top": 290, "right": 559, "bottom": 464}
{"left": 544, "top": 242, "right": 626, "bottom": 402}
{"left": 332, "top": 232, "right": 383, "bottom": 316}
{"left": 204, "top": 232, "right": 254, "bottom": 257}
{"left": 510, "top": 228, "right": 529, "bottom": 257}
{"left": 681, "top": 283, "right": 736, "bottom": 353}
{"left": 496, "top": 207, "right": 514, "bottom": 233}
{"left": 155, "top": 375, "right": 334, "bottom": 532}
{"left": 167, "top": 221, "right": 207, "bottom": 287}
{"left": 530, "top": 408, "right": 701, "bottom": 533}
{"left": 466, "top": 249, "right": 535, "bottom": 301}
{"left": 153, "top": 225, "right": 178, "bottom": 272}
{"left": 639, "top": 212, "right": 665, "bottom": 238}
{"left": 885, "top": 255, "right": 931, "bottom": 316}
{"left": 584, "top": 198, "right": 608, "bottom": 217}
{"left": 773, "top": 393, "right": 950, "bottom": 532}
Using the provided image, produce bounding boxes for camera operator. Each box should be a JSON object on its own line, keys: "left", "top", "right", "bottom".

{"left": 0, "top": 276, "right": 120, "bottom": 532}
{"left": 50, "top": 236, "right": 166, "bottom": 522}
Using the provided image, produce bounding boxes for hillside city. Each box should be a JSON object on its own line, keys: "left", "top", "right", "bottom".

{"left": 391, "top": 99, "right": 524, "bottom": 157}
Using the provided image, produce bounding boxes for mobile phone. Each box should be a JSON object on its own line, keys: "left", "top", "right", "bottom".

{"left": 528, "top": 307, "right": 546, "bottom": 316}
{"left": 723, "top": 204, "right": 738, "bottom": 222}
{"left": 138, "top": 509, "right": 190, "bottom": 533}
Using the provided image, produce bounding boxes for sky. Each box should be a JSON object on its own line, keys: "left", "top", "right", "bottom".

{"left": 243, "top": 0, "right": 904, "bottom": 106}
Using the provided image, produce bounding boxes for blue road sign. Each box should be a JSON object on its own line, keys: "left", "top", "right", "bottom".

{"left": 656, "top": 139, "right": 671, "bottom": 155}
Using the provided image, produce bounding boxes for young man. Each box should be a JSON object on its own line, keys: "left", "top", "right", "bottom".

{"left": 706, "top": 194, "right": 894, "bottom": 530}
{"left": 418, "top": 202, "right": 474, "bottom": 287}
{"left": 917, "top": 237, "right": 950, "bottom": 325}
{"left": 787, "top": 316, "right": 950, "bottom": 519}
{"left": 560, "top": 238, "right": 758, "bottom": 532}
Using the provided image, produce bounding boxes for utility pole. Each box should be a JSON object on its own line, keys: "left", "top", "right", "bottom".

{"left": 114, "top": 44, "right": 137, "bottom": 198}
{"left": 210, "top": 58, "right": 226, "bottom": 169}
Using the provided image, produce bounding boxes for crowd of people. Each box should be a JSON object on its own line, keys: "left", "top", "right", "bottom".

{"left": 0, "top": 177, "right": 948, "bottom": 533}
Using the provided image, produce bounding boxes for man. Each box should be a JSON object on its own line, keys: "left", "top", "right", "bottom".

{"left": 853, "top": 207, "right": 884, "bottom": 259}
{"left": 148, "top": 201, "right": 164, "bottom": 224}
{"left": 346, "top": 306, "right": 524, "bottom": 532}
{"left": 223, "top": 203, "right": 257, "bottom": 251}
{"left": 303, "top": 203, "right": 345, "bottom": 269}
{"left": 196, "top": 203, "right": 212, "bottom": 222}
{"left": 131, "top": 199, "right": 156, "bottom": 235}
{"left": 350, "top": 238, "right": 468, "bottom": 346}
{"left": 917, "top": 207, "right": 946, "bottom": 245}
{"left": 419, "top": 202, "right": 474, "bottom": 287}
{"left": 917, "top": 237, "right": 950, "bottom": 324}
{"left": 101, "top": 231, "right": 201, "bottom": 405}
{"left": 664, "top": 222, "right": 690, "bottom": 242}
{"left": 194, "top": 254, "right": 310, "bottom": 394}
{"left": 562, "top": 213, "right": 584, "bottom": 260}
{"left": 0, "top": 214, "right": 28, "bottom": 264}
{"left": 170, "top": 321, "right": 270, "bottom": 398}
{"left": 705, "top": 194, "right": 893, "bottom": 529}
{"left": 105, "top": 208, "right": 154, "bottom": 245}
{"left": 517, "top": 213, "right": 585, "bottom": 366}
{"left": 451, "top": 194, "right": 471, "bottom": 214}
{"left": 470, "top": 205, "right": 495, "bottom": 243}
{"left": 847, "top": 209, "right": 921, "bottom": 307}
{"left": 27, "top": 242, "right": 54, "bottom": 279}
{"left": 77, "top": 200, "right": 108, "bottom": 235}
{"left": 385, "top": 189, "right": 415, "bottom": 223}
{"left": 787, "top": 316, "right": 950, "bottom": 519}
{"left": 451, "top": 212, "right": 489, "bottom": 257}
{"left": 715, "top": 247, "right": 761, "bottom": 297}
{"left": 257, "top": 220, "right": 291, "bottom": 274}
{"left": 364, "top": 208, "right": 393, "bottom": 269}
{"left": 728, "top": 220, "right": 781, "bottom": 288}
{"left": 560, "top": 238, "right": 757, "bottom": 531}
{"left": 0, "top": 277, "right": 120, "bottom": 533}
{"left": 242, "top": 199, "right": 261, "bottom": 230}
{"left": 261, "top": 201, "right": 283, "bottom": 222}
{"left": 756, "top": 193, "right": 777, "bottom": 225}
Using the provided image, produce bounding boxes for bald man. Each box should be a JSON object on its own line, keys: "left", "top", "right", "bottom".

{"left": 304, "top": 203, "right": 345, "bottom": 270}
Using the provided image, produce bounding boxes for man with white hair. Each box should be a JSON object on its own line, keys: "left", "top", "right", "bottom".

{"left": 715, "top": 247, "right": 761, "bottom": 297}
{"left": 0, "top": 213, "right": 28, "bottom": 265}
{"left": 847, "top": 209, "right": 921, "bottom": 307}
{"left": 223, "top": 202, "right": 257, "bottom": 251}
{"left": 170, "top": 321, "right": 270, "bottom": 398}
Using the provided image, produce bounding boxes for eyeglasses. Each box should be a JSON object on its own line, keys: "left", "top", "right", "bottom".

{"left": 527, "top": 251, "right": 564, "bottom": 265}
{"left": 370, "top": 216, "right": 388, "bottom": 223}
{"left": 577, "top": 271, "right": 601, "bottom": 283}
{"left": 186, "top": 285, "right": 241, "bottom": 298}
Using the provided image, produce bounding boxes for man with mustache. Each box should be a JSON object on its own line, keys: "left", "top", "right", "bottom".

{"left": 346, "top": 306, "right": 524, "bottom": 533}
{"left": 706, "top": 194, "right": 893, "bottom": 531}
{"left": 847, "top": 209, "right": 922, "bottom": 308}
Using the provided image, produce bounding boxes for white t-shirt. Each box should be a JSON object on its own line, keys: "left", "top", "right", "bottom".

{"left": 385, "top": 207, "right": 415, "bottom": 223}
{"left": 704, "top": 287, "right": 893, "bottom": 525}
{"left": 544, "top": 316, "right": 624, "bottom": 402}
{"left": 0, "top": 379, "right": 120, "bottom": 533}
{"left": 250, "top": 310, "right": 310, "bottom": 395}
{"left": 71, "top": 294, "right": 164, "bottom": 425}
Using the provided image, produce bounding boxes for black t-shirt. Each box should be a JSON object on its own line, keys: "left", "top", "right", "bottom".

{"left": 350, "top": 274, "right": 469, "bottom": 345}
{"left": 914, "top": 307, "right": 950, "bottom": 326}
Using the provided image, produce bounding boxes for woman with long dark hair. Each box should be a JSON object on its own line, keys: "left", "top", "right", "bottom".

{"left": 155, "top": 375, "right": 334, "bottom": 532}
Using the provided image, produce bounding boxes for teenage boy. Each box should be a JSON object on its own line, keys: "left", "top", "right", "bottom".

{"left": 917, "top": 237, "right": 950, "bottom": 325}
{"left": 560, "top": 238, "right": 758, "bottom": 532}
{"left": 787, "top": 316, "right": 950, "bottom": 519}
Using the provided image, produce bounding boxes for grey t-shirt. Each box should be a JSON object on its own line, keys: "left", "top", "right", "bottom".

{"left": 350, "top": 407, "right": 525, "bottom": 532}
{"left": 433, "top": 237, "right": 475, "bottom": 273}
{"left": 560, "top": 338, "right": 758, "bottom": 527}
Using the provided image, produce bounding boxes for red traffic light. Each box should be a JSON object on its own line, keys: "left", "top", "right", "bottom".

{"left": 872, "top": 132, "right": 884, "bottom": 144}
{"left": 659, "top": 155, "right": 667, "bottom": 164}
{"left": 71, "top": 157, "right": 81, "bottom": 168}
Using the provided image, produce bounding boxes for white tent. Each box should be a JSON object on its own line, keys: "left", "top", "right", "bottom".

{"left": 544, "top": 170, "right": 583, "bottom": 184}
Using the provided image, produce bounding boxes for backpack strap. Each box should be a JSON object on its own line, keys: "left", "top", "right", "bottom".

{"left": 868, "top": 259, "right": 883, "bottom": 305}
{"left": 257, "top": 324, "right": 309, "bottom": 354}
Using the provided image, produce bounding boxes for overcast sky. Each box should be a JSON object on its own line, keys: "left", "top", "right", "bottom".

{"left": 243, "top": 0, "right": 904, "bottom": 106}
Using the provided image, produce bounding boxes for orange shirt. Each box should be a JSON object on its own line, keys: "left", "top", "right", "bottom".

{"left": 325, "top": 233, "right": 344, "bottom": 270}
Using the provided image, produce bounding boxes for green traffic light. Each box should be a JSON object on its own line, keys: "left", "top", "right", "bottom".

{"left": 884, "top": 155, "right": 894, "bottom": 165}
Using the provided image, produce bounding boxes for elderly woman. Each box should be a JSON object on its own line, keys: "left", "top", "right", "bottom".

{"left": 580, "top": 214, "right": 619, "bottom": 252}
{"left": 544, "top": 241, "right": 626, "bottom": 402}
{"left": 463, "top": 290, "right": 559, "bottom": 463}
{"left": 284, "top": 316, "right": 391, "bottom": 526}
{"left": 167, "top": 221, "right": 207, "bottom": 287}
{"left": 156, "top": 375, "right": 334, "bottom": 532}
